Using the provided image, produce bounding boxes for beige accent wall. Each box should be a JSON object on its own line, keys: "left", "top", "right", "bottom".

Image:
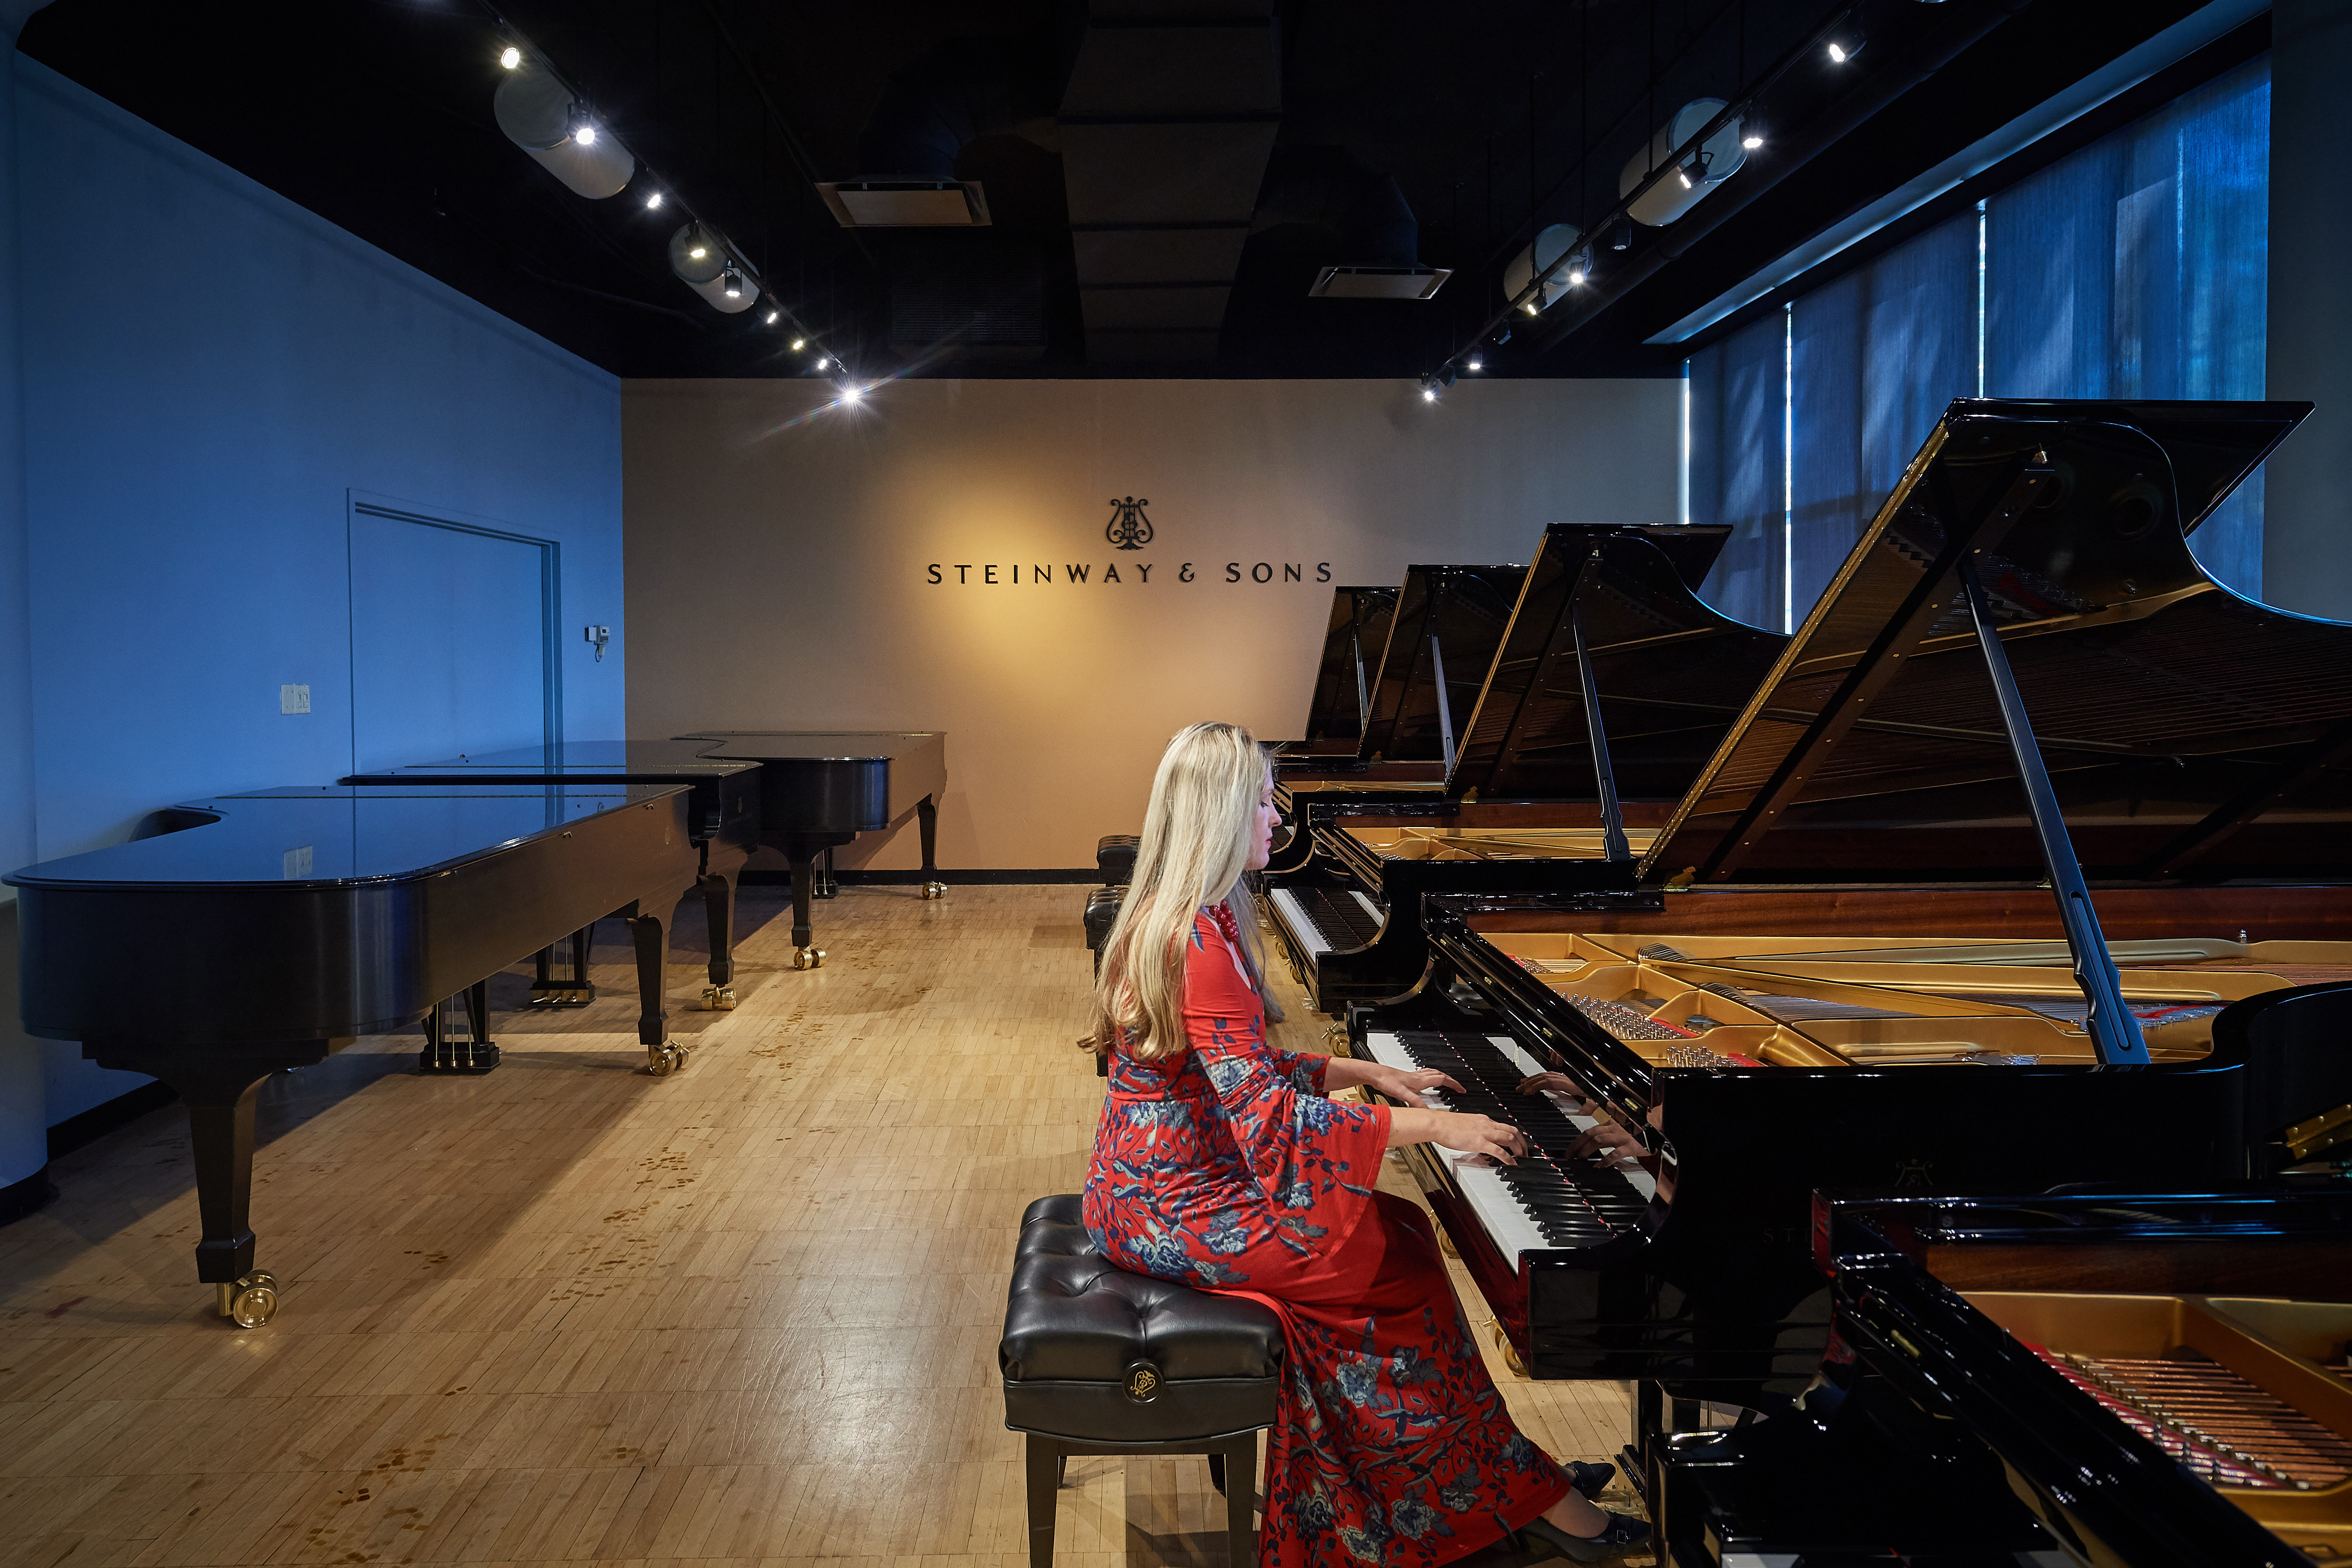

{"left": 622, "top": 376, "right": 1680, "bottom": 870}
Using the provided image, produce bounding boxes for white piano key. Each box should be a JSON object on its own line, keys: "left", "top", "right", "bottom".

{"left": 1266, "top": 886, "right": 1333, "bottom": 958}
{"left": 1351, "top": 890, "right": 1384, "bottom": 924}
{"left": 1363, "top": 1030, "right": 1557, "bottom": 1265}
{"left": 1483, "top": 1033, "right": 1657, "bottom": 1202}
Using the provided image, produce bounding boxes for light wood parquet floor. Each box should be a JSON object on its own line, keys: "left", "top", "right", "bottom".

{"left": 0, "top": 884, "right": 1639, "bottom": 1568}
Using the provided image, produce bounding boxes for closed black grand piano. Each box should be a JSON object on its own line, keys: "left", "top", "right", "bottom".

{"left": 677, "top": 731, "right": 948, "bottom": 970}
{"left": 4, "top": 782, "right": 704, "bottom": 1325}
{"left": 346, "top": 740, "right": 761, "bottom": 1010}
{"left": 1350, "top": 399, "right": 2352, "bottom": 1416}
{"left": 1263, "top": 521, "right": 1784, "bottom": 1010}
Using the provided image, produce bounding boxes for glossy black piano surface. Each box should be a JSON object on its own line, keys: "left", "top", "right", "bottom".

{"left": 1265, "top": 522, "right": 1782, "bottom": 1010}
{"left": 1268, "top": 562, "right": 1527, "bottom": 837}
{"left": 5, "top": 782, "right": 705, "bottom": 1325}
{"left": 346, "top": 741, "right": 761, "bottom": 1008}
{"left": 1286, "top": 584, "right": 1399, "bottom": 758}
{"left": 676, "top": 731, "right": 948, "bottom": 969}
{"left": 1646, "top": 1186, "right": 2352, "bottom": 1567}
{"left": 1353, "top": 399, "right": 2352, "bottom": 1408}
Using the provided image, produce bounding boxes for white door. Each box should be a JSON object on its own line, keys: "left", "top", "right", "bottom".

{"left": 350, "top": 504, "right": 555, "bottom": 773}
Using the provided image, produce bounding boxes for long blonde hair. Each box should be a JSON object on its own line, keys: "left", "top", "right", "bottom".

{"left": 1086, "top": 722, "right": 1285, "bottom": 1062}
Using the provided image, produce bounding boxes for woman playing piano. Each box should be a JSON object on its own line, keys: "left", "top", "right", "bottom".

{"left": 1082, "top": 722, "right": 1650, "bottom": 1566}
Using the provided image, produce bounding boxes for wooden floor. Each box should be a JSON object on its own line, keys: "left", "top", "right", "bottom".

{"left": 0, "top": 884, "right": 1640, "bottom": 1568}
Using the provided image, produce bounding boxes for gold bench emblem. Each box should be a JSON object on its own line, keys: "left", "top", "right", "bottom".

{"left": 1124, "top": 1361, "right": 1161, "bottom": 1403}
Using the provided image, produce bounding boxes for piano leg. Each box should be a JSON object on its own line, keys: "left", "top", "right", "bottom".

{"left": 625, "top": 907, "right": 688, "bottom": 1076}
{"left": 787, "top": 852, "right": 826, "bottom": 970}
{"left": 527, "top": 926, "right": 596, "bottom": 1007}
{"left": 420, "top": 982, "right": 502, "bottom": 1073}
{"left": 918, "top": 795, "right": 947, "bottom": 900}
{"left": 818, "top": 847, "right": 838, "bottom": 899}
{"left": 83, "top": 1041, "right": 345, "bottom": 1327}
{"left": 699, "top": 872, "right": 738, "bottom": 1010}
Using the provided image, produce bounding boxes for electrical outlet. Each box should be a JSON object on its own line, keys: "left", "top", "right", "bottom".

{"left": 280, "top": 684, "right": 311, "bottom": 715}
{"left": 283, "top": 845, "right": 314, "bottom": 879}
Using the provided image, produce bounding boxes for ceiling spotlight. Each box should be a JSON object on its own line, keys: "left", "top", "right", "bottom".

{"left": 1676, "top": 151, "right": 1711, "bottom": 190}
{"left": 841, "top": 384, "right": 864, "bottom": 403}
{"left": 1828, "top": 29, "right": 1865, "bottom": 62}
{"left": 1421, "top": 386, "right": 1437, "bottom": 402}
{"left": 791, "top": 338, "right": 806, "bottom": 351}
{"left": 1522, "top": 300, "right": 1539, "bottom": 316}
{"left": 764, "top": 310, "right": 780, "bottom": 324}
{"left": 1610, "top": 219, "right": 1632, "bottom": 251}
{"left": 1466, "top": 357, "right": 1484, "bottom": 371}
{"left": 499, "top": 45, "right": 522, "bottom": 70}
{"left": 1742, "top": 131, "right": 1766, "bottom": 150}
{"left": 1566, "top": 249, "right": 1591, "bottom": 286}
{"left": 721, "top": 265, "right": 742, "bottom": 300}
{"left": 646, "top": 192, "right": 664, "bottom": 210}
{"left": 815, "top": 356, "right": 830, "bottom": 370}
{"left": 565, "top": 102, "right": 598, "bottom": 147}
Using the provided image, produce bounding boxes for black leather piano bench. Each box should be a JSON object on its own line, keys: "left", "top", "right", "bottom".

{"left": 1096, "top": 834, "right": 1140, "bottom": 886}
{"left": 1001, "top": 1195, "right": 1281, "bottom": 1568}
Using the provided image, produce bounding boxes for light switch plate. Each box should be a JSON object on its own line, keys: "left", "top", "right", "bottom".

{"left": 281, "top": 684, "right": 311, "bottom": 715}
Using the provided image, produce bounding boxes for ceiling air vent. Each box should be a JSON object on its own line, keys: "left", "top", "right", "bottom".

{"left": 818, "top": 179, "right": 992, "bottom": 227}
{"left": 1308, "top": 265, "right": 1450, "bottom": 300}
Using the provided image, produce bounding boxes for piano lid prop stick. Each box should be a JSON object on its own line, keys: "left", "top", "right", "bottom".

{"left": 1956, "top": 554, "right": 2151, "bottom": 1067}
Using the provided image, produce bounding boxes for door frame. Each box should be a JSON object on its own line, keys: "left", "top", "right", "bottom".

{"left": 345, "top": 490, "right": 563, "bottom": 772}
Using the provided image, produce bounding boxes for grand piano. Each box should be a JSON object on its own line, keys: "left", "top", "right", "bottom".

{"left": 4, "top": 782, "right": 705, "bottom": 1326}
{"left": 1650, "top": 1163, "right": 2352, "bottom": 1565}
{"left": 677, "top": 731, "right": 948, "bottom": 970}
{"left": 1266, "top": 561, "right": 1529, "bottom": 872}
{"left": 1346, "top": 399, "right": 2352, "bottom": 1420}
{"left": 1263, "top": 522, "right": 1784, "bottom": 1010}
{"left": 1271, "top": 584, "right": 1400, "bottom": 762}
{"left": 346, "top": 740, "right": 761, "bottom": 1012}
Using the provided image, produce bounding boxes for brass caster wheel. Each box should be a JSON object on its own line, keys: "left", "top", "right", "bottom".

{"left": 793, "top": 946, "right": 825, "bottom": 970}
{"left": 218, "top": 1270, "right": 280, "bottom": 1328}
{"left": 701, "top": 985, "right": 737, "bottom": 1011}
{"left": 644, "top": 1041, "right": 689, "bottom": 1076}
{"left": 919, "top": 881, "right": 947, "bottom": 901}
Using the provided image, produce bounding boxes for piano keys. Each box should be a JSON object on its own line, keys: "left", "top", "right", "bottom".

{"left": 1648, "top": 1177, "right": 2352, "bottom": 1565}
{"left": 677, "top": 731, "right": 947, "bottom": 970}
{"left": 1351, "top": 397, "right": 2352, "bottom": 1406}
{"left": 346, "top": 739, "right": 761, "bottom": 1010}
{"left": 1264, "top": 521, "right": 1784, "bottom": 1010}
{"left": 3, "top": 782, "right": 704, "bottom": 1325}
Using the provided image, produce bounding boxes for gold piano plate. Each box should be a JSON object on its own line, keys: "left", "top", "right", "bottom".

{"left": 1279, "top": 777, "right": 1446, "bottom": 796}
{"left": 1340, "top": 825, "right": 1662, "bottom": 862}
{"left": 1964, "top": 1291, "right": 2352, "bottom": 1554}
{"left": 1480, "top": 930, "right": 2352, "bottom": 1068}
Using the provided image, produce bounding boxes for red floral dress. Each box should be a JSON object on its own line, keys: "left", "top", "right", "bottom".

{"left": 1083, "top": 905, "right": 1571, "bottom": 1568}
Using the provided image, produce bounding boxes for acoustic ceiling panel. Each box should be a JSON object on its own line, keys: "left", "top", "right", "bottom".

{"left": 1060, "top": 122, "right": 1281, "bottom": 227}
{"left": 1072, "top": 227, "right": 1251, "bottom": 286}
{"left": 1080, "top": 285, "right": 1233, "bottom": 331}
{"left": 1061, "top": 25, "right": 1281, "bottom": 117}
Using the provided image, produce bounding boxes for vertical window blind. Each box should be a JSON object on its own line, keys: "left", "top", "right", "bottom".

{"left": 1688, "top": 52, "right": 2269, "bottom": 624}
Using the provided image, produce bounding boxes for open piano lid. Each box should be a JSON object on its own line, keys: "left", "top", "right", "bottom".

{"left": 1642, "top": 397, "right": 2329, "bottom": 886}
{"left": 1301, "top": 585, "right": 1400, "bottom": 745}
{"left": 1360, "top": 563, "right": 1528, "bottom": 763}
{"left": 1446, "top": 522, "right": 1785, "bottom": 801}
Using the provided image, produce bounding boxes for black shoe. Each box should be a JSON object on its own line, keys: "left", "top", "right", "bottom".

{"left": 1522, "top": 1512, "right": 1652, "bottom": 1563}
{"left": 1564, "top": 1461, "right": 1614, "bottom": 1499}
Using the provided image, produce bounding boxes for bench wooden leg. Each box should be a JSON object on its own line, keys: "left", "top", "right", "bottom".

{"left": 1026, "top": 1434, "right": 1061, "bottom": 1568}
{"left": 1219, "top": 1431, "right": 1257, "bottom": 1563}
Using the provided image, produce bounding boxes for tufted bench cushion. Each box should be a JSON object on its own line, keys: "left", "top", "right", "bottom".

{"left": 1095, "top": 835, "right": 1140, "bottom": 886}
{"left": 1001, "top": 1195, "right": 1282, "bottom": 1444}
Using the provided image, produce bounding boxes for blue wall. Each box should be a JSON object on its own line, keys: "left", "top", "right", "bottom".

{"left": 0, "top": 55, "right": 627, "bottom": 1181}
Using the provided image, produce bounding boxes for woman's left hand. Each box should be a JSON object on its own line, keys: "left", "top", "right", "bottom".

{"left": 1367, "top": 1065, "right": 1463, "bottom": 1102}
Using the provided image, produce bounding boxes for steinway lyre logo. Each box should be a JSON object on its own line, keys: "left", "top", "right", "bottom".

{"left": 1105, "top": 495, "right": 1154, "bottom": 551}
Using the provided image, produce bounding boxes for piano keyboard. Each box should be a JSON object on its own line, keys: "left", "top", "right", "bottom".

{"left": 1362, "top": 1028, "right": 1653, "bottom": 1265}
{"left": 1267, "top": 884, "right": 1386, "bottom": 958}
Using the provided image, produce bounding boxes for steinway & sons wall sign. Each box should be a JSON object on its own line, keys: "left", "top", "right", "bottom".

{"left": 926, "top": 496, "right": 1333, "bottom": 587}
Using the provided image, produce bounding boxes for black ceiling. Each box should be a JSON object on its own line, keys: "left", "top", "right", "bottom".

{"left": 19, "top": 0, "right": 2253, "bottom": 380}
